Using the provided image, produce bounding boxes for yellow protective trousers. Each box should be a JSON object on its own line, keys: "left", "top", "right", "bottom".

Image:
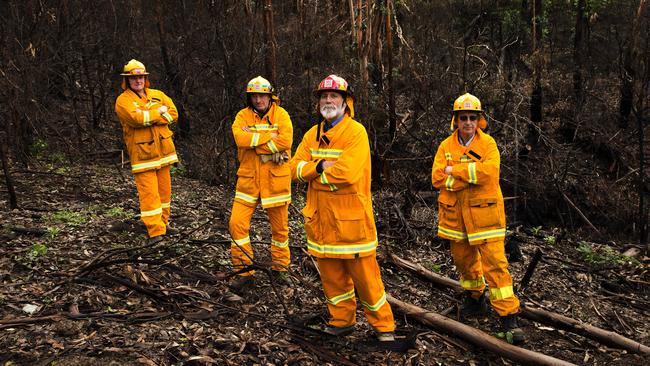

{"left": 229, "top": 200, "right": 290, "bottom": 276}
{"left": 317, "top": 256, "right": 395, "bottom": 332}
{"left": 450, "top": 238, "right": 520, "bottom": 316}
{"left": 134, "top": 165, "right": 171, "bottom": 238}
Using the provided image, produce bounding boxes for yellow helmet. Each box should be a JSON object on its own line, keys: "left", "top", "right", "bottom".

{"left": 120, "top": 59, "right": 150, "bottom": 90}
{"left": 120, "top": 59, "right": 149, "bottom": 76}
{"left": 314, "top": 74, "right": 355, "bottom": 118}
{"left": 246, "top": 76, "right": 273, "bottom": 94}
{"left": 450, "top": 93, "right": 487, "bottom": 130}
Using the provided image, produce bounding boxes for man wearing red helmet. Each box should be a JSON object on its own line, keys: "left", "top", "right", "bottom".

{"left": 432, "top": 93, "right": 524, "bottom": 343}
{"left": 289, "top": 75, "right": 395, "bottom": 341}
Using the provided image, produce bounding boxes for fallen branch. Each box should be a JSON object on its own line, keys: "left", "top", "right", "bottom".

{"left": 387, "top": 295, "right": 576, "bottom": 366}
{"left": 387, "top": 252, "right": 650, "bottom": 354}
{"left": 523, "top": 306, "right": 650, "bottom": 354}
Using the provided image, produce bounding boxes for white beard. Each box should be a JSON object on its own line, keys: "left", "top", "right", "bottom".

{"left": 320, "top": 104, "right": 345, "bottom": 121}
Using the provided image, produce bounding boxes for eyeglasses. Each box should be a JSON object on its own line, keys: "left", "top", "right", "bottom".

{"left": 458, "top": 115, "right": 478, "bottom": 122}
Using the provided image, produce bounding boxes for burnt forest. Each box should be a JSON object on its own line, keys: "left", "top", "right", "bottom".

{"left": 1, "top": 1, "right": 649, "bottom": 365}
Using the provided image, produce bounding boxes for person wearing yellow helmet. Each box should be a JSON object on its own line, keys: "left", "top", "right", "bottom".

{"left": 431, "top": 93, "right": 524, "bottom": 343}
{"left": 289, "top": 75, "right": 396, "bottom": 342}
{"left": 115, "top": 59, "right": 179, "bottom": 244}
{"left": 228, "top": 76, "right": 293, "bottom": 291}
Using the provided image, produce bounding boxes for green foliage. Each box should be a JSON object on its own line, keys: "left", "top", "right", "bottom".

{"left": 170, "top": 165, "right": 187, "bottom": 176}
{"left": 105, "top": 206, "right": 130, "bottom": 218}
{"left": 49, "top": 210, "right": 87, "bottom": 226}
{"left": 543, "top": 235, "right": 556, "bottom": 245}
{"left": 576, "top": 241, "right": 640, "bottom": 267}
{"left": 29, "top": 139, "right": 48, "bottom": 156}
{"left": 45, "top": 227, "right": 60, "bottom": 239}
{"left": 495, "top": 331, "right": 515, "bottom": 344}
{"left": 50, "top": 152, "right": 67, "bottom": 164}
{"left": 531, "top": 226, "right": 542, "bottom": 235}
{"left": 424, "top": 261, "right": 442, "bottom": 273}
{"left": 27, "top": 243, "right": 48, "bottom": 262}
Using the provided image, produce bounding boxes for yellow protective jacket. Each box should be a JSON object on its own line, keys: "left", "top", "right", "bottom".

{"left": 290, "top": 115, "right": 378, "bottom": 259}
{"left": 232, "top": 102, "right": 292, "bottom": 208}
{"left": 431, "top": 128, "right": 506, "bottom": 245}
{"left": 115, "top": 88, "right": 178, "bottom": 174}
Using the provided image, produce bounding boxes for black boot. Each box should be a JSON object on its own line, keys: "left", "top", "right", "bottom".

{"left": 460, "top": 291, "right": 488, "bottom": 317}
{"left": 228, "top": 275, "right": 254, "bottom": 293}
{"left": 500, "top": 314, "right": 526, "bottom": 344}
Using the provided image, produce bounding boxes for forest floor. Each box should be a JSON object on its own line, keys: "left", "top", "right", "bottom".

{"left": 0, "top": 160, "right": 649, "bottom": 365}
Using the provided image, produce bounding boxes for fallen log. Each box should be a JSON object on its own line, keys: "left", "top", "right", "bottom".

{"left": 521, "top": 306, "right": 650, "bottom": 354}
{"left": 388, "top": 294, "right": 576, "bottom": 365}
{"left": 386, "top": 251, "right": 650, "bottom": 355}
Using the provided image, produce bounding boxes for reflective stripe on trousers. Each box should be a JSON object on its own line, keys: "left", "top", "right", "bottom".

{"left": 134, "top": 165, "right": 171, "bottom": 238}
{"left": 229, "top": 201, "right": 290, "bottom": 275}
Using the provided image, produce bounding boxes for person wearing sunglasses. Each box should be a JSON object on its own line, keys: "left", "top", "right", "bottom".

{"left": 431, "top": 93, "right": 525, "bottom": 344}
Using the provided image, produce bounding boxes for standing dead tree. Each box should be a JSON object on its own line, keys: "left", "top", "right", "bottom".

{"left": 0, "top": 131, "right": 18, "bottom": 209}
{"left": 263, "top": 0, "right": 278, "bottom": 86}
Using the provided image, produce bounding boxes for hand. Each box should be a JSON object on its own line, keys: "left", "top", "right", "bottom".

{"left": 273, "top": 151, "right": 289, "bottom": 165}
{"left": 157, "top": 105, "right": 168, "bottom": 114}
{"left": 322, "top": 161, "right": 335, "bottom": 169}
{"left": 242, "top": 126, "right": 251, "bottom": 132}
{"left": 444, "top": 166, "right": 453, "bottom": 175}
{"left": 271, "top": 132, "right": 278, "bottom": 138}
{"left": 271, "top": 152, "right": 283, "bottom": 165}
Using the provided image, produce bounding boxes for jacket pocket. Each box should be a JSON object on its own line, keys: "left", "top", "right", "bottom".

{"left": 468, "top": 197, "right": 500, "bottom": 228}
{"left": 135, "top": 140, "right": 156, "bottom": 161}
{"left": 301, "top": 204, "right": 318, "bottom": 241}
{"left": 332, "top": 194, "right": 368, "bottom": 243}
{"left": 269, "top": 166, "right": 291, "bottom": 195}
{"left": 159, "top": 128, "right": 175, "bottom": 155}
{"left": 235, "top": 167, "right": 257, "bottom": 197}
{"left": 437, "top": 194, "right": 459, "bottom": 228}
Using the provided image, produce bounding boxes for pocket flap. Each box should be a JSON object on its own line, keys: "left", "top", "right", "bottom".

{"left": 159, "top": 128, "right": 173, "bottom": 139}
{"left": 236, "top": 167, "right": 255, "bottom": 178}
{"left": 438, "top": 194, "right": 457, "bottom": 206}
{"left": 334, "top": 208, "right": 365, "bottom": 221}
{"left": 469, "top": 197, "right": 498, "bottom": 207}
{"left": 301, "top": 204, "right": 316, "bottom": 219}
{"left": 270, "top": 167, "right": 290, "bottom": 177}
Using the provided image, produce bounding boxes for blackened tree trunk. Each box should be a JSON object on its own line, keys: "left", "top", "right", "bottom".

{"left": 0, "top": 132, "right": 17, "bottom": 209}
{"left": 528, "top": 0, "right": 543, "bottom": 148}
{"left": 386, "top": 0, "right": 396, "bottom": 140}
{"left": 263, "top": 0, "right": 278, "bottom": 87}
{"left": 619, "top": 0, "right": 647, "bottom": 128}
{"left": 573, "top": 0, "right": 586, "bottom": 107}
{"left": 157, "top": 3, "right": 189, "bottom": 137}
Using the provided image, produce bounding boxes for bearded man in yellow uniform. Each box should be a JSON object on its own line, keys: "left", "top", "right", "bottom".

{"left": 289, "top": 75, "right": 395, "bottom": 342}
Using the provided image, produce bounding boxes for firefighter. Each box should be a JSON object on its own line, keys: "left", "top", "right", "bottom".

{"left": 115, "top": 59, "right": 179, "bottom": 244}
{"left": 228, "top": 76, "right": 293, "bottom": 291}
{"left": 431, "top": 93, "right": 525, "bottom": 343}
{"left": 289, "top": 75, "right": 395, "bottom": 342}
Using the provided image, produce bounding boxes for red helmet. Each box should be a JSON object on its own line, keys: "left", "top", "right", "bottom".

{"left": 314, "top": 74, "right": 352, "bottom": 97}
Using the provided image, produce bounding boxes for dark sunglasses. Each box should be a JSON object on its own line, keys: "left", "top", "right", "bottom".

{"left": 458, "top": 115, "right": 478, "bottom": 122}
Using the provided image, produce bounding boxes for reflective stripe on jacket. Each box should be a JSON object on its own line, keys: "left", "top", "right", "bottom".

{"left": 431, "top": 129, "right": 506, "bottom": 245}
{"left": 115, "top": 88, "right": 178, "bottom": 174}
{"left": 289, "top": 115, "right": 378, "bottom": 259}
{"left": 232, "top": 103, "right": 292, "bottom": 208}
